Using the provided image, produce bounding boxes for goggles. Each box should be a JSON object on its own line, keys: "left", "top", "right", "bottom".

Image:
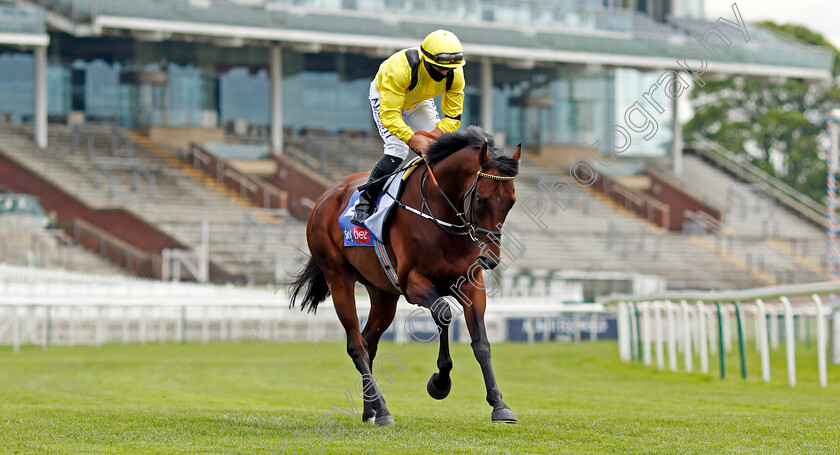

{"left": 421, "top": 47, "right": 465, "bottom": 66}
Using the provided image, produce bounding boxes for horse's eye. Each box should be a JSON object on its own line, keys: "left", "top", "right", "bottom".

{"left": 476, "top": 196, "right": 484, "bottom": 207}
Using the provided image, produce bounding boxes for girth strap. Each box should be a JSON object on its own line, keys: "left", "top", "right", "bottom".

{"left": 374, "top": 239, "right": 402, "bottom": 293}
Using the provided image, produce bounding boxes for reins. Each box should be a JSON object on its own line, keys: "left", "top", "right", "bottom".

{"left": 403, "top": 131, "right": 515, "bottom": 245}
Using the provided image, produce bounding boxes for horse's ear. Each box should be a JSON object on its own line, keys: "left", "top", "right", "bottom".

{"left": 479, "top": 142, "right": 489, "bottom": 167}
{"left": 512, "top": 144, "right": 521, "bottom": 162}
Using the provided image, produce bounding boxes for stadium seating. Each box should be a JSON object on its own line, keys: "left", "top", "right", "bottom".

{"left": 1, "top": 121, "right": 826, "bottom": 293}
{"left": 0, "top": 124, "right": 306, "bottom": 283}
{"left": 0, "top": 206, "right": 126, "bottom": 275}
{"left": 278, "top": 129, "right": 829, "bottom": 292}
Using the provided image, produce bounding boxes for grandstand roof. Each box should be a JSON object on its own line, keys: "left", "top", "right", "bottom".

{"left": 0, "top": 3, "right": 49, "bottom": 47}
{"left": 22, "top": 0, "right": 838, "bottom": 80}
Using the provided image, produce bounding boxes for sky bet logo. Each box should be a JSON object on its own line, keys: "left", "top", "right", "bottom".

{"left": 344, "top": 226, "right": 371, "bottom": 244}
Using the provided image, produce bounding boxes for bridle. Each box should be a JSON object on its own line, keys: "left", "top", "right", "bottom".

{"left": 392, "top": 149, "right": 515, "bottom": 247}
{"left": 463, "top": 169, "right": 515, "bottom": 247}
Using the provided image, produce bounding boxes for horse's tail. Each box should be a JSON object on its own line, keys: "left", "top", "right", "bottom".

{"left": 288, "top": 256, "right": 331, "bottom": 314}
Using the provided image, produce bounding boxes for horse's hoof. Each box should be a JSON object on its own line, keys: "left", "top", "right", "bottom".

{"left": 374, "top": 414, "right": 395, "bottom": 426}
{"left": 363, "top": 412, "right": 376, "bottom": 423}
{"left": 426, "top": 373, "right": 451, "bottom": 400}
{"left": 491, "top": 406, "right": 518, "bottom": 424}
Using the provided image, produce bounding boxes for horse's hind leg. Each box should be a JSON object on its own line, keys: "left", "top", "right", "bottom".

{"left": 326, "top": 268, "right": 394, "bottom": 426}
{"left": 360, "top": 286, "right": 399, "bottom": 422}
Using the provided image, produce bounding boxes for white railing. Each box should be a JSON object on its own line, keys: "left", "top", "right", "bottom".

{"left": 0, "top": 264, "right": 616, "bottom": 350}
{"left": 604, "top": 280, "right": 840, "bottom": 388}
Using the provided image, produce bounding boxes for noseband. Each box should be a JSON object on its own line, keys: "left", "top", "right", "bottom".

{"left": 462, "top": 170, "right": 515, "bottom": 246}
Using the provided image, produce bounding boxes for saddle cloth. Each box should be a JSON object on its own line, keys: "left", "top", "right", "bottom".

{"left": 339, "top": 157, "right": 423, "bottom": 247}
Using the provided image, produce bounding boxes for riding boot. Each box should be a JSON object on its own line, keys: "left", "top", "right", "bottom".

{"left": 351, "top": 155, "right": 402, "bottom": 226}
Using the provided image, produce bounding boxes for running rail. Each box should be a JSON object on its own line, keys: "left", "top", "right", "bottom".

{"left": 602, "top": 280, "right": 837, "bottom": 388}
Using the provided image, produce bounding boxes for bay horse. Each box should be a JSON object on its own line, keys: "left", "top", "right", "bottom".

{"left": 289, "top": 126, "right": 520, "bottom": 426}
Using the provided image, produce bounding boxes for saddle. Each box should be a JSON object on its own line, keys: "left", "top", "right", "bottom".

{"left": 338, "top": 157, "right": 423, "bottom": 292}
{"left": 339, "top": 157, "right": 424, "bottom": 247}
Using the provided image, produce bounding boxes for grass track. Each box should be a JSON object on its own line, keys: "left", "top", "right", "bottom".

{"left": 1, "top": 341, "right": 838, "bottom": 454}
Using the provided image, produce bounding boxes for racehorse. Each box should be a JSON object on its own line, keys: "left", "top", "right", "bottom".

{"left": 289, "top": 126, "right": 520, "bottom": 426}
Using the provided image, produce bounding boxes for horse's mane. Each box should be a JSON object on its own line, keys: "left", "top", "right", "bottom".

{"left": 425, "top": 126, "right": 519, "bottom": 177}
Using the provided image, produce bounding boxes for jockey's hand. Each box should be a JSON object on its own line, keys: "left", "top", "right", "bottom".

{"left": 408, "top": 132, "right": 435, "bottom": 157}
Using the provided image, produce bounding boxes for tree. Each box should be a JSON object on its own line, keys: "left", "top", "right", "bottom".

{"left": 684, "top": 22, "right": 840, "bottom": 201}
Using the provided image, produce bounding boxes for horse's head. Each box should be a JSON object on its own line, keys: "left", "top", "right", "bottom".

{"left": 467, "top": 142, "right": 521, "bottom": 270}
{"left": 424, "top": 126, "right": 521, "bottom": 270}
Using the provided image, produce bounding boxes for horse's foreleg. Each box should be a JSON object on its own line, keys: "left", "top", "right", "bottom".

{"left": 405, "top": 271, "right": 454, "bottom": 400}
{"left": 328, "top": 272, "right": 393, "bottom": 426}
{"left": 459, "top": 279, "right": 517, "bottom": 424}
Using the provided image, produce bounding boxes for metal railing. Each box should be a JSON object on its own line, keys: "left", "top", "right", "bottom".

{"left": 690, "top": 135, "right": 826, "bottom": 228}
{"left": 606, "top": 222, "right": 661, "bottom": 260}
{"left": 161, "top": 221, "right": 209, "bottom": 283}
{"left": 580, "top": 164, "right": 670, "bottom": 230}
{"left": 72, "top": 218, "right": 157, "bottom": 278}
{"left": 243, "top": 209, "right": 288, "bottom": 251}
{"left": 682, "top": 209, "right": 721, "bottom": 235}
{"left": 604, "top": 280, "right": 840, "bottom": 388}
{"left": 185, "top": 144, "right": 288, "bottom": 210}
{"left": 92, "top": 157, "right": 156, "bottom": 200}
{"left": 31, "top": 229, "right": 74, "bottom": 269}
{"left": 0, "top": 262, "right": 618, "bottom": 350}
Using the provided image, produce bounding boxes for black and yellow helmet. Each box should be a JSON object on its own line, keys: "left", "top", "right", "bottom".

{"left": 420, "top": 29, "right": 466, "bottom": 69}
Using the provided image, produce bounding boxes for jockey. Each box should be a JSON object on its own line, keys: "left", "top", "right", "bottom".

{"left": 351, "top": 29, "right": 466, "bottom": 226}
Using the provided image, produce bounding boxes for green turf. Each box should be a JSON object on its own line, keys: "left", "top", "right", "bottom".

{"left": 1, "top": 340, "right": 838, "bottom": 454}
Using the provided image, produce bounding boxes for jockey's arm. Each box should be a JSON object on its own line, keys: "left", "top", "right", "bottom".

{"left": 377, "top": 56, "right": 416, "bottom": 145}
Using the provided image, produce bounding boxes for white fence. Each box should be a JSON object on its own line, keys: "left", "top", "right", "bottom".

{"left": 606, "top": 281, "right": 840, "bottom": 388}
{"left": 0, "top": 264, "right": 612, "bottom": 350}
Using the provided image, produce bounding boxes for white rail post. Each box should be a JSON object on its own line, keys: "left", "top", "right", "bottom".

{"left": 159, "top": 306, "right": 166, "bottom": 344}
{"left": 219, "top": 308, "right": 230, "bottom": 344}
{"left": 42, "top": 304, "right": 50, "bottom": 350}
{"left": 96, "top": 305, "right": 104, "bottom": 347}
{"left": 642, "top": 302, "right": 652, "bottom": 366}
{"left": 697, "top": 301, "right": 709, "bottom": 374}
{"left": 755, "top": 299, "right": 771, "bottom": 382}
{"left": 202, "top": 307, "right": 209, "bottom": 344}
{"left": 199, "top": 221, "right": 210, "bottom": 283}
{"left": 122, "top": 307, "right": 129, "bottom": 345}
{"left": 667, "top": 300, "right": 677, "bottom": 371}
{"left": 754, "top": 305, "right": 762, "bottom": 352}
{"left": 12, "top": 305, "right": 20, "bottom": 353}
{"left": 140, "top": 306, "right": 147, "bottom": 346}
{"left": 178, "top": 306, "right": 186, "bottom": 343}
{"left": 589, "top": 312, "right": 598, "bottom": 342}
{"left": 780, "top": 296, "right": 796, "bottom": 387}
{"left": 654, "top": 302, "right": 664, "bottom": 370}
{"left": 628, "top": 304, "right": 637, "bottom": 361}
{"left": 618, "top": 304, "right": 630, "bottom": 361}
{"left": 811, "top": 294, "right": 828, "bottom": 388}
{"left": 681, "top": 300, "right": 693, "bottom": 372}
{"left": 70, "top": 306, "right": 77, "bottom": 348}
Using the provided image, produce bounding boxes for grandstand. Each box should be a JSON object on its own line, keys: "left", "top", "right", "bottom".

{"left": 0, "top": 0, "right": 835, "bottom": 297}
{"left": 0, "top": 195, "right": 123, "bottom": 275}
{"left": 0, "top": 124, "right": 306, "bottom": 283}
